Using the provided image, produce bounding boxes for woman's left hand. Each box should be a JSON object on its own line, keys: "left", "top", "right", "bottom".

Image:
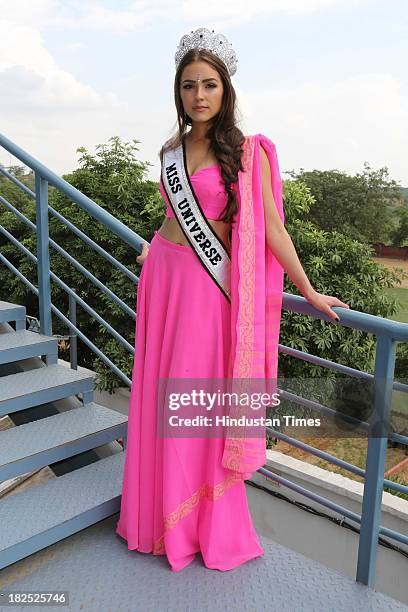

{"left": 305, "top": 289, "right": 350, "bottom": 322}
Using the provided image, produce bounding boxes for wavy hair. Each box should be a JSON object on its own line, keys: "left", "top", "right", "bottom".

{"left": 159, "top": 48, "right": 245, "bottom": 224}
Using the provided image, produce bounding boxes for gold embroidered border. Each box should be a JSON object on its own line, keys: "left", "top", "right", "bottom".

{"left": 223, "top": 135, "right": 256, "bottom": 471}
{"left": 153, "top": 470, "right": 243, "bottom": 554}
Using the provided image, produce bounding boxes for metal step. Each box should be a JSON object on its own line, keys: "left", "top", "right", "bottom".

{"left": 0, "top": 451, "right": 125, "bottom": 569}
{"left": 0, "top": 364, "right": 94, "bottom": 417}
{"left": 0, "top": 329, "right": 58, "bottom": 365}
{"left": 0, "top": 301, "right": 26, "bottom": 329}
{"left": 0, "top": 403, "right": 128, "bottom": 481}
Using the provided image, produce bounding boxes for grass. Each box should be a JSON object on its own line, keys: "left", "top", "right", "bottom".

{"left": 273, "top": 434, "right": 408, "bottom": 501}
{"left": 383, "top": 287, "right": 408, "bottom": 324}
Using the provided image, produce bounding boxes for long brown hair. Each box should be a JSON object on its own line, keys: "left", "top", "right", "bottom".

{"left": 159, "top": 48, "right": 245, "bottom": 224}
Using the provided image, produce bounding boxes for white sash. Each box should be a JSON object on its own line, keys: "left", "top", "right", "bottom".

{"left": 161, "top": 142, "right": 231, "bottom": 302}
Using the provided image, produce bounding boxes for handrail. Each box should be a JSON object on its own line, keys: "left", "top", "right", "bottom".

{"left": 274, "top": 386, "right": 408, "bottom": 451}
{"left": 0, "top": 131, "right": 406, "bottom": 590}
{"left": 0, "top": 224, "right": 134, "bottom": 355}
{"left": 0, "top": 130, "right": 144, "bottom": 386}
{"left": 0, "top": 194, "right": 135, "bottom": 319}
{"left": 258, "top": 466, "right": 408, "bottom": 548}
{"left": 279, "top": 343, "right": 408, "bottom": 393}
{"left": 0, "top": 167, "right": 139, "bottom": 284}
{"left": 283, "top": 293, "right": 408, "bottom": 341}
{"left": 0, "top": 251, "right": 131, "bottom": 385}
{"left": 0, "top": 132, "right": 143, "bottom": 251}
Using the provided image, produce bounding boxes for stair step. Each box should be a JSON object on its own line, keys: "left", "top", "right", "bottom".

{"left": 0, "top": 403, "right": 128, "bottom": 481}
{"left": 0, "top": 451, "right": 125, "bottom": 569}
{"left": 0, "top": 364, "right": 94, "bottom": 417}
{"left": 0, "top": 301, "right": 26, "bottom": 329}
{"left": 0, "top": 329, "right": 57, "bottom": 365}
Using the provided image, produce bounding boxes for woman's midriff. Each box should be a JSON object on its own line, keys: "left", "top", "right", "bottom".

{"left": 157, "top": 217, "right": 232, "bottom": 251}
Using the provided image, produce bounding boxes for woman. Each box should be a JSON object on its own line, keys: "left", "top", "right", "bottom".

{"left": 116, "top": 28, "right": 349, "bottom": 572}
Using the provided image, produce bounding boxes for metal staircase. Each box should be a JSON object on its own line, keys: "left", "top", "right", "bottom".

{"left": 0, "top": 299, "right": 127, "bottom": 570}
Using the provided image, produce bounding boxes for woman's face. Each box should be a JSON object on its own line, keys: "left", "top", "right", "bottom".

{"left": 180, "top": 60, "right": 224, "bottom": 126}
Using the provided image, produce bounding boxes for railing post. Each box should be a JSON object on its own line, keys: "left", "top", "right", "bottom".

{"left": 35, "top": 172, "right": 52, "bottom": 337}
{"left": 69, "top": 293, "right": 78, "bottom": 370}
{"left": 356, "top": 334, "right": 397, "bottom": 587}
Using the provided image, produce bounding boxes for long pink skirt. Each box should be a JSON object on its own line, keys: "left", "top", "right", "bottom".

{"left": 115, "top": 230, "right": 265, "bottom": 572}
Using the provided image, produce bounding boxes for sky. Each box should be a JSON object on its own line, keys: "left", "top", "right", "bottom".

{"left": 1, "top": 0, "right": 407, "bottom": 186}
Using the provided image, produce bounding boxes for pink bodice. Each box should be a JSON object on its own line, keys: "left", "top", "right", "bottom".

{"left": 159, "top": 165, "right": 234, "bottom": 221}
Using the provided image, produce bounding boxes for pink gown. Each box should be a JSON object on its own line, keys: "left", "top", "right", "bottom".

{"left": 115, "top": 164, "right": 265, "bottom": 572}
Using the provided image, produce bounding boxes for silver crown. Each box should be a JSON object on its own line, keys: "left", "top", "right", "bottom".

{"left": 175, "top": 27, "right": 238, "bottom": 76}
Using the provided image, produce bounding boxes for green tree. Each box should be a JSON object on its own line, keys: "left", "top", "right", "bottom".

{"left": 390, "top": 206, "right": 408, "bottom": 246}
{"left": 0, "top": 170, "right": 38, "bottom": 312}
{"left": 279, "top": 178, "right": 401, "bottom": 378}
{"left": 271, "top": 179, "right": 404, "bottom": 436}
{"left": 285, "top": 163, "right": 400, "bottom": 244}
{"left": 0, "top": 137, "right": 166, "bottom": 392}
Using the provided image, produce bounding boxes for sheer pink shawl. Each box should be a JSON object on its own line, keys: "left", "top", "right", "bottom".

{"left": 221, "top": 133, "right": 285, "bottom": 479}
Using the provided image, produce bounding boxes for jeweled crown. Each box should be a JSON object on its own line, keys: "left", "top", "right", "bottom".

{"left": 174, "top": 27, "right": 238, "bottom": 77}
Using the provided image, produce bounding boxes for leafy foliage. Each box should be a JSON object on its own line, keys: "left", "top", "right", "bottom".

{"left": 0, "top": 169, "right": 38, "bottom": 312}
{"left": 285, "top": 163, "right": 401, "bottom": 244}
{"left": 390, "top": 206, "right": 408, "bottom": 247}
{"left": 0, "top": 137, "right": 166, "bottom": 392}
{"left": 279, "top": 178, "right": 402, "bottom": 380}
{"left": 274, "top": 179, "right": 405, "bottom": 439}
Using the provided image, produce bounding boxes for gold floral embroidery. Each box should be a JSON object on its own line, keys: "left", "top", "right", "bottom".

{"left": 153, "top": 537, "right": 166, "bottom": 555}
{"left": 153, "top": 470, "right": 243, "bottom": 554}
{"left": 223, "top": 135, "right": 256, "bottom": 471}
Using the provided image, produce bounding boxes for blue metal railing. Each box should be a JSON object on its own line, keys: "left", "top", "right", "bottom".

{"left": 0, "top": 131, "right": 407, "bottom": 589}
{"left": 0, "top": 132, "right": 144, "bottom": 385}
{"left": 264, "top": 295, "right": 408, "bottom": 586}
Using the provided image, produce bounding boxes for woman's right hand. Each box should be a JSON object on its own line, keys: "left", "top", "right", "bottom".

{"left": 136, "top": 242, "right": 150, "bottom": 265}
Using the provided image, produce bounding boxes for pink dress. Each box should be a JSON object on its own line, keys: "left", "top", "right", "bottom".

{"left": 115, "top": 164, "right": 265, "bottom": 572}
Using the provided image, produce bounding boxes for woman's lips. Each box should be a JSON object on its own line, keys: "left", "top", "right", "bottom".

{"left": 192, "top": 107, "right": 208, "bottom": 112}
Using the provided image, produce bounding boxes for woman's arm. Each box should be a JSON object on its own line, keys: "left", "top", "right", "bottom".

{"left": 259, "top": 145, "right": 349, "bottom": 322}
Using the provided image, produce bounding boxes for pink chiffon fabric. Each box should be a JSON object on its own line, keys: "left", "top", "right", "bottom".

{"left": 115, "top": 134, "right": 284, "bottom": 572}
{"left": 222, "top": 134, "right": 285, "bottom": 477}
{"left": 159, "top": 165, "right": 230, "bottom": 220}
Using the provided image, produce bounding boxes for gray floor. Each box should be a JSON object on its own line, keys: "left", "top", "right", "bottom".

{"left": 0, "top": 514, "right": 407, "bottom": 612}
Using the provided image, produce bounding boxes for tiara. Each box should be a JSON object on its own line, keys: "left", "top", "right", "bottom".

{"left": 174, "top": 27, "right": 238, "bottom": 77}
